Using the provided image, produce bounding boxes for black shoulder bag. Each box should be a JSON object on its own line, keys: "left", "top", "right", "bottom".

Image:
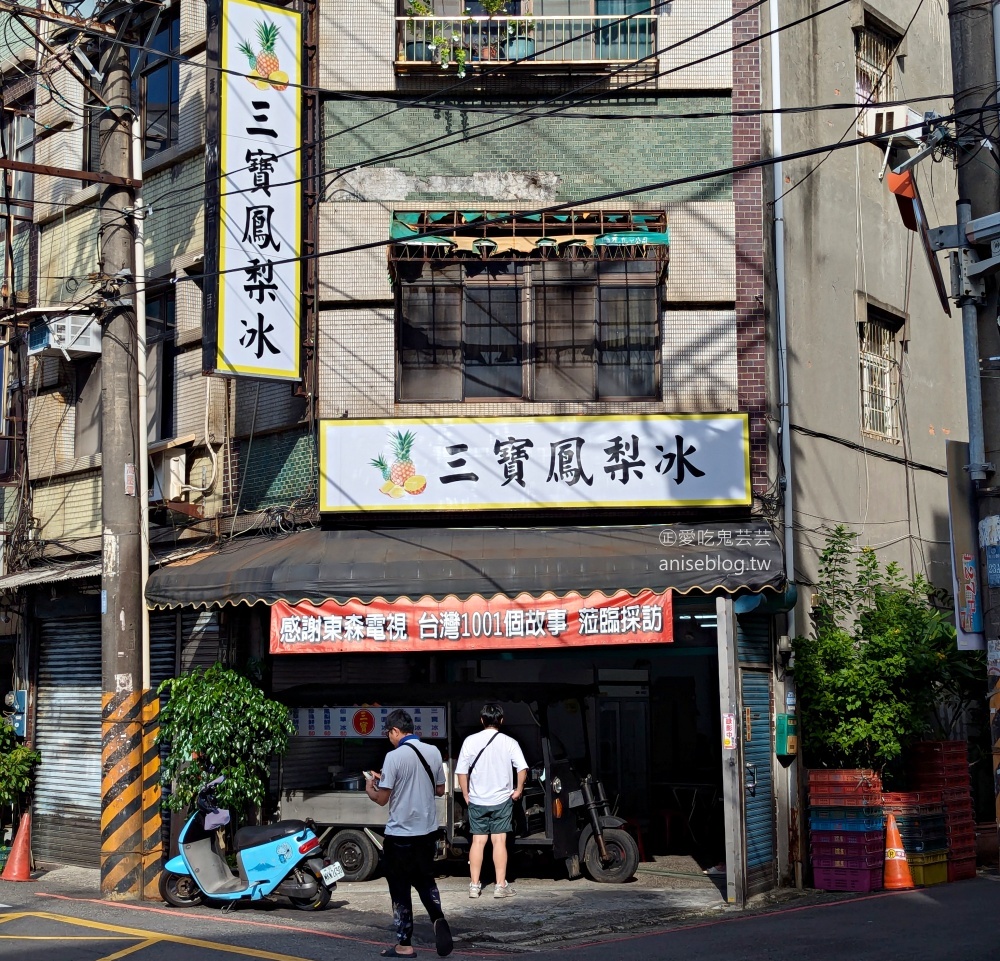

{"left": 404, "top": 741, "right": 438, "bottom": 789}
{"left": 464, "top": 731, "right": 500, "bottom": 789}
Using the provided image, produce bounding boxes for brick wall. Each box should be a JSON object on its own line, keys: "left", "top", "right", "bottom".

{"left": 234, "top": 428, "right": 316, "bottom": 511}
{"left": 323, "top": 97, "right": 732, "bottom": 205}
{"left": 732, "top": 0, "right": 767, "bottom": 493}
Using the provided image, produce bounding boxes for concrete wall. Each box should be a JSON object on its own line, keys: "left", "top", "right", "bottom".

{"left": 772, "top": 0, "right": 961, "bottom": 587}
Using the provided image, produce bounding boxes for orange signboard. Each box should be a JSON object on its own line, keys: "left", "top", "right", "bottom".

{"left": 270, "top": 589, "right": 673, "bottom": 654}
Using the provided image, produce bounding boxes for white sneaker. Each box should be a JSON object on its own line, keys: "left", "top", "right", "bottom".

{"left": 469, "top": 882, "right": 482, "bottom": 898}
{"left": 493, "top": 882, "right": 515, "bottom": 898}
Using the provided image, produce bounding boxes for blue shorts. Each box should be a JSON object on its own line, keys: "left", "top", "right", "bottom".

{"left": 467, "top": 798, "right": 513, "bottom": 836}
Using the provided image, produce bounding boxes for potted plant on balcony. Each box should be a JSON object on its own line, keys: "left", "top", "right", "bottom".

{"left": 404, "top": 0, "right": 437, "bottom": 62}
{"left": 473, "top": 0, "right": 508, "bottom": 60}
{"left": 503, "top": 10, "right": 535, "bottom": 60}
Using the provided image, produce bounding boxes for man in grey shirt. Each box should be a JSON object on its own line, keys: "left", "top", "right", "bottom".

{"left": 366, "top": 709, "right": 453, "bottom": 958}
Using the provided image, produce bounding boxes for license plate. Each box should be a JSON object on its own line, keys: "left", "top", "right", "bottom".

{"left": 321, "top": 862, "right": 345, "bottom": 886}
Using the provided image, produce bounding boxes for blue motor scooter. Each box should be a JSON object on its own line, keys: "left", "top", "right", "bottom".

{"left": 160, "top": 776, "right": 344, "bottom": 911}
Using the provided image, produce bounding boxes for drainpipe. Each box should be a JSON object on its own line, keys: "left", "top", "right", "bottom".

{"left": 131, "top": 115, "right": 150, "bottom": 691}
{"left": 769, "top": 0, "right": 801, "bottom": 890}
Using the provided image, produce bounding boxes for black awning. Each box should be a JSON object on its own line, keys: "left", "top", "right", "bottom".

{"left": 145, "top": 523, "right": 784, "bottom": 610}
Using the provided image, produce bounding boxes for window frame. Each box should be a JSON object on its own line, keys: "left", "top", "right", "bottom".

{"left": 146, "top": 287, "right": 177, "bottom": 442}
{"left": 397, "top": 260, "right": 662, "bottom": 403}
{"left": 132, "top": 8, "right": 182, "bottom": 159}
{"left": 858, "top": 306, "right": 903, "bottom": 443}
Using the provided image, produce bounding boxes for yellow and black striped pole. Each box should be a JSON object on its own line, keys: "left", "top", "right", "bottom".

{"left": 141, "top": 691, "right": 163, "bottom": 899}
{"left": 100, "top": 689, "right": 144, "bottom": 897}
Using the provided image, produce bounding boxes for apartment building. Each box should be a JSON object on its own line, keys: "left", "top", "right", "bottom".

{"left": 0, "top": 0, "right": 888, "bottom": 902}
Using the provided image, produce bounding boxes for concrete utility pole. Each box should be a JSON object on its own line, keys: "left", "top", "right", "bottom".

{"left": 96, "top": 40, "right": 146, "bottom": 898}
{"left": 948, "top": 0, "right": 1000, "bottom": 839}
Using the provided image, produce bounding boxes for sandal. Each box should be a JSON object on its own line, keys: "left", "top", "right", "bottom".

{"left": 434, "top": 918, "right": 454, "bottom": 957}
{"left": 380, "top": 949, "right": 416, "bottom": 958}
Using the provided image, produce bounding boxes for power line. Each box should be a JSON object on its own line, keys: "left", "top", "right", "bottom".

{"left": 772, "top": 0, "right": 929, "bottom": 205}
{"left": 152, "top": 0, "right": 856, "bottom": 210}
{"left": 173, "top": 105, "right": 976, "bottom": 285}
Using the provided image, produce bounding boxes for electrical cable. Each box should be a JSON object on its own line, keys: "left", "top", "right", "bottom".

{"left": 772, "top": 0, "right": 928, "bottom": 205}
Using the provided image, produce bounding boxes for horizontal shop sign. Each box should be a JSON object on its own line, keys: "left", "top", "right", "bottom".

{"left": 270, "top": 588, "right": 674, "bottom": 654}
{"left": 319, "top": 414, "right": 750, "bottom": 512}
{"left": 289, "top": 705, "right": 446, "bottom": 738}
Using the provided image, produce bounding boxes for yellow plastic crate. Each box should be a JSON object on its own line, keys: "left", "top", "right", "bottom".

{"left": 908, "top": 851, "right": 948, "bottom": 887}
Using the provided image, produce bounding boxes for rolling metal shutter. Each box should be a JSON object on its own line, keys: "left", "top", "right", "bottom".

{"left": 739, "top": 667, "right": 776, "bottom": 896}
{"left": 33, "top": 614, "right": 180, "bottom": 868}
{"left": 32, "top": 616, "right": 103, "bottom": 866}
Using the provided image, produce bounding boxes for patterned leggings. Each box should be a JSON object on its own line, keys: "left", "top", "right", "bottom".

{"left": 382, "top": 833, "right": 445, "bottom": 946}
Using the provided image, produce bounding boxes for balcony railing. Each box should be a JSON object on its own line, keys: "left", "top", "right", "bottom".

{"left": 396, "top": 15, "right": 658, "bottom": 71}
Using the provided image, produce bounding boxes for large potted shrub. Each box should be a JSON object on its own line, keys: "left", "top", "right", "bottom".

{"left": 157, "top": 663, "right": 295, "bottom": 820}
{"left": 793, "top": 525, "right": 975, "bottom": 779}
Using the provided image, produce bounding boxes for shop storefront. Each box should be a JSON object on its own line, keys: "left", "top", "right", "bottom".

{"left": 146, "top": 517, "right": 785, "bottom": 896}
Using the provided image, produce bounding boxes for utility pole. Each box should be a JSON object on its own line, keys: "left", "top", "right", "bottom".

{"left": 948, "top": 0, "right": 1000, "bottom": 845}
{"left": 96, "top": 38, "right": 146, "bottom": 898}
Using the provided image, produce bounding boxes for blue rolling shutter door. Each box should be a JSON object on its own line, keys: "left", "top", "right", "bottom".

{"left": 737, "top": 615, "right": 776, "bottom": 895}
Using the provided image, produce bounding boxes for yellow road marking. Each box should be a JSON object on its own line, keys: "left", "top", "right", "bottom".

{"left": 0, "top": 935, "right": 137, "bottom": 940}
{"left": 0, "top": 912, "right": 312, "bottom": 961}
{"left": 96, "top": 937, "right": 160, "bottom": 961}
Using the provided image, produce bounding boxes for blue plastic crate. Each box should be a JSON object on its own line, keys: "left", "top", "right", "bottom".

{"left": 810, "top": 815, "right": 885, "bottom": 832}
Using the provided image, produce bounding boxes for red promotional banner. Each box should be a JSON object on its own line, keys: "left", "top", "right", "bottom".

{"left": 270, "top": 589, "right": 673, "bottom": 654}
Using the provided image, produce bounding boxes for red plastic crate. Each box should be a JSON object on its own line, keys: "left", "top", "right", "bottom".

{"left": 914, "top": 758, "right": 969, "bottom": 776}
{"left": 912, "top": 775, "right": 969, "bottom": 791}
{"left": 813, "top": 866, "right": 884, "bottom": 892}
{"left": 948, "top": 856, "right": 977, "bottom": 882}
{"left": 808, "top": 769, "right": 881, "bottom": 786}
{"left": 882, "top": 791, "right": 942, "bottom": 806}
{"left": 913, "top": 740, "right": 967, "bottom": 755}
{"left": 810, "top": 792, "right": 883, "bottom": 808}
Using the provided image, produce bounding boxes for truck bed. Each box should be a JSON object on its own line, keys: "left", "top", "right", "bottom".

{"left": 280, "top": 788, "right": 449, "bottom": 828}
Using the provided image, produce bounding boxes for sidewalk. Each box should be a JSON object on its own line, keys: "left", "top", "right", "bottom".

{"left": 0, "top": 854, "right": 841, "bottom": 952}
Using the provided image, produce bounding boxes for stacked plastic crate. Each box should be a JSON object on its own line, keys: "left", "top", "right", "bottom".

{"left": 913, "top": 741, "right": 977, "bottom": 882}
{"left": 881, "top": 791, "right": 949, "bottom": 886}
{"left": 808, "top": 770, "right": 884, "bottom": 892}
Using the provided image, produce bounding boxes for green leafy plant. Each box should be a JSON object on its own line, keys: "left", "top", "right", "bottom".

{"left": 406, "top": 0, "right": 434, "bottom": 15}
{"left": 157, "top": 664, "right": 295, "bottom": 815}
{"left": 793, "top": 525, "right": 974, "bottom": 774}
{"left": 0, "top": 720, "right": 40, "bottom": 810}
{"left": 477, "top": 0, "right": 508, "bottom": 14}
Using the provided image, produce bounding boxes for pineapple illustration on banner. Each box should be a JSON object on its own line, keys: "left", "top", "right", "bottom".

{"left": 238, "top": 19, "right": 290, "bottom": 91}
{"left": 370, "top": 430, "right": 427, "bottom": 498}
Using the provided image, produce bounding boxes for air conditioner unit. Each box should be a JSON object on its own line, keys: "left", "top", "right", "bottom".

{"left": 151, "top": 449, "right": 187, "bottom": 502}
{"left": 860, "top": 106, "right": 925, "bottom": 148}
{"left": 26, "top": 312, "right": 101, "bottom": 358}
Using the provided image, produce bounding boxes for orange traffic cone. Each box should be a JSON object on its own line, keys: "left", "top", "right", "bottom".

{"left": 1, "top": 812, "right": 34, "bottom": 882}
{"left": 883, "top": 812, "right": 913, "bottom": 890}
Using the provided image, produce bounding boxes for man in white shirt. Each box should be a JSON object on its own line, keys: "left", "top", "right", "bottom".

{"left": 455, "top": 703, "right": 528, "bottom": 899}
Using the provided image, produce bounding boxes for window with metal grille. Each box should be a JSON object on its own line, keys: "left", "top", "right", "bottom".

{"left": 859, "top": 309, "right": 900, "bottom": 441}
{"left": 393, "top": 210, "right": 667, "bottom": 402}
{"left": 855, "top": 19, "right": 896, "bottom": 110}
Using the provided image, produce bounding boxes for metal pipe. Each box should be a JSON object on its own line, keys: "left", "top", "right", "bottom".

{"left": 958, "top": 200, "right": 988, "bottom": 482}
{"left": 769, "top": 0, "right": 794, "bottom": 638}
{"left": 131, "top": 115, "right": 150, "bottom": 689}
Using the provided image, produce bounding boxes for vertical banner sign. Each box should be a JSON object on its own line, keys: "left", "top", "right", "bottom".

{"left": 946, "top": 440, "right": 985, "bottom": 650}
{"left": 205, "top": 0, "right": 302, "bottom": 379}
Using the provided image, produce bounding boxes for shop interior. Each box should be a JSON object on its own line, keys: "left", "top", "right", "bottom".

{"left": 271, "top": 596, "right": 724, "bottom": 864}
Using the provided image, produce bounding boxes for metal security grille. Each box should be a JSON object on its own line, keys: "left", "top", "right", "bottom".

{"left": 855, "top": 23, "right": 896, "bottom": 106}
{"left": 859, "top": 319, "right": 898, "bottom": 441}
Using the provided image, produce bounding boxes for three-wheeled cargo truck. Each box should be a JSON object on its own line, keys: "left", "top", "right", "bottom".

{"left": 276, "top": 683, "right": 640, "bottom": 884}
